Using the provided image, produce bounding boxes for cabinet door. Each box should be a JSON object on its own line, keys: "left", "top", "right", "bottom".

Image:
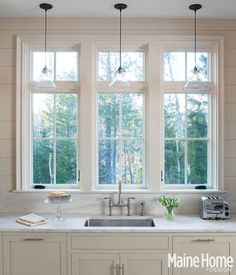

{"left": 173, "top": 236, "right": 236, "bottom": 275}
{"left": 71, "top": 253, "right": 119, "bottom": 275}
{"left": 121, "top": 253, "right": 169, "bottom": 275}
{"left": 3, "top": 232, "right": 67, "bottom": 275}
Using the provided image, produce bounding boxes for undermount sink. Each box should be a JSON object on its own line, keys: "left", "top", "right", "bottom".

{"left": 84, "top": 218, "right": 155, "bottom": 227}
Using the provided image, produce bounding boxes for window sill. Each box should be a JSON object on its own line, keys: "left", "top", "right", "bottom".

{"left": 159, "top": 189, "right": 227, "bottom": 194}
{"left": 12, "top": 189, "right": 227, "bottom": 194}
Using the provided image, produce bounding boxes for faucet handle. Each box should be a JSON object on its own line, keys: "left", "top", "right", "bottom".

{"left": 128, "top": 197, "right": 135, "bottom": 201}
{"left": 140, "top": 201, "right": 146, "bottom": 216}
{"left": 104, "top": 197, "right": 112, "bottom": 216}
{"left": 127, "top": 197, "right": 135, "bottom": 216}
{"left": 127, "top": 197, "right": 135, "bottom": 204}
{"left": 104, "top": 196, "right": 113, "bottom": 204}
{"left": 104, "top": 197, "right": 111, "bottom": 200}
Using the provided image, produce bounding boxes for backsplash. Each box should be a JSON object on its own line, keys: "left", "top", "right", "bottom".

{"left": 0, "top": 191, "right": 233, "bottom": 216}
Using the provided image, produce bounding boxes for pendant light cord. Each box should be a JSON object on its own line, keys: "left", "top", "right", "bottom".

{"left": 45, "top": 9, "right": 47, "bottom": 54}
{"left": 119, "top": 8, "right": 122, "bottom": 71}
{"left": 114, "top": 3, "right": 127, "bottom": 74}
{"left": 44, "top": 9, "right": 48, "bottom": 66}
{"left": 189, "top": 4, "right": 202, "bottom": 72}
{"left": 194, "top": 8, "right": 197, "bottom": 68}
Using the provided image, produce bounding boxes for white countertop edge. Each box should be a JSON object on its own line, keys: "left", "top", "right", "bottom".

{"left": 0, "top": 214, "right": 236, "bottom": 233}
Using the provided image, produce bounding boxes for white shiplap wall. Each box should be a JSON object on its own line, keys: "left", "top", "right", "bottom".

{"left": 0, "top": 18, "right": 235, "bottom": 213}
{"left": 225, "top": 30, "right": 236, "bottom": 192}
{"left": 0, "top": 28, "right": 15, "bottom": 192}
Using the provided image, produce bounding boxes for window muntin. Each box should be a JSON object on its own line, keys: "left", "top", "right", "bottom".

{"left": 164, "top": 93, "right": 209, "bottom": 185}
{"left": 98, "top": 51, "right": 144, "bottom": 81}
{"left": 32, "top": 93, "right": 78, "bottom": 185}
{"left": 97, "top": 93, "right": 144, "bottom": 186}
{"left": 164, "top": 51, "right": 209, "bottom": 81}
{"left": 33, "top": 51, "right": 78, "bottom": 81}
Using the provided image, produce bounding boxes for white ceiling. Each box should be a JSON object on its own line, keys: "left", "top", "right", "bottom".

{"left": 0, "top": 0, "right": 236, "bottom": 19}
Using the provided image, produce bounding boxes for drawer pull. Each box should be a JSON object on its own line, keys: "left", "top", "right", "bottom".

{"left": 113, "top": 264, "right": 120, "bottom": 275}
{"left": 120, "top": 264, "right": 124, "bottom": 275}
{"left": 23, "top": 238, "right": 44, "bottom": 241}
{"left": 192, "top": 239, "right": 215, "bottom": 242}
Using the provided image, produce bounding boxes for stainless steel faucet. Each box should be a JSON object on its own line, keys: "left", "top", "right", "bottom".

{"left": 104, "top": 180, "right": 135, "bottom": 216}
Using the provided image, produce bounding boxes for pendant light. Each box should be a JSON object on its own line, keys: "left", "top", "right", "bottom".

{"left": 184, "top": 4, "right": 207, "bottom": 92}
{"left": 35, "top": 3, "right": 56, "bottom": 90}
{"left": 109, "top": 3, "right": 131, "bottom": 91}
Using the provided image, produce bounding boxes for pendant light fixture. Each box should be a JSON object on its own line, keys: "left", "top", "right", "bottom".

{"left": 35, "top": 3, "right": 56, "bottom": 90}
{"left": 184, "top": 4, "right": 207, "bottom": 92}
{"left": 109, "top": 3, "right": 131, "bottom": 91}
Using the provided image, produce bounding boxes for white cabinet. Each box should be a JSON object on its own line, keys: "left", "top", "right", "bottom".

{"left": 173, "top": 235, "right": 236, "bottom": 275}
{"left": 0, "top": 233, "right": 2, "bottom": 275}
{"left": 69, "top": 233, "right": 170, "bottom": 275}
{"left": 72, "top": 253, "right": 119, "bottom": 275}
{"left": 3, "top": 232, "right": 67, "bottom": 275}
{"left": 71, "top": 253, "right": 168, "bottom": 275}
{"left": 121, "top": 253, "right": 169, "bottom": 275}
{"left": 2, "top": 230, "right": 236, "bottom": 275}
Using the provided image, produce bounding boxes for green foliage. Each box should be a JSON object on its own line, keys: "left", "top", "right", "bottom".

{"left": 165, "top": 140, "right": 185, "bottom": 184}
{"left": 198, "top": 54, "right": 208, "bottom": 78}
{"left": 158, "top": 195, "right": 180, "bottom": 211}
{"left": 98, "top": 93, "right": 144, "bottom": 185}
{"left": 33, "top": 94, "right": 77, "bottom": 184}
{"left": 33, "top": 140, "right": 53, "bottom": 184}
{"left": 56, "top": 140, "right": 77, "bottom": 184}
{"left": 164, "top": 93, "right": 208, "bottom": 185}
{"left": 188, "top": 141, "right": 207, "bottom": 184}
{"left": 164, "top": 52, "right": 209, "bottom": 185}
{"left": 56, "top": 94, "right": 77, "bottom": 137}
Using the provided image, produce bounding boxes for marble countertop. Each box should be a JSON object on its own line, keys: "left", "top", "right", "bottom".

{"left": 0, "top": 214, "right": 236, "bottom": 233}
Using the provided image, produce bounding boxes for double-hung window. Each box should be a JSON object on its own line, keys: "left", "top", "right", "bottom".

{"left": 161, "top": 47, "right": 218, "bottom": 189}
{"left": 96, "top": 50, "right": 146, "bottom": 188}
{"left": 18, "top": 47, "right": 80, "bottom": 190}
{"left": 32, "top": 52, "right": 79, "bottom": 188}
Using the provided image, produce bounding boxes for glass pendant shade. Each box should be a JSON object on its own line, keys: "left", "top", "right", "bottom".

{"left": 35, "top": 66, "right": 56, "bottom": 90}
{"left": 184, "top": 66, "right": 208, "bottom": 92}
{"left": 35, "top": 3, "right": 56, "bottom": 90}
{"left": 184, "top": 4, "right": 207, "bottom": 92}
{"left": 109, "top": 67, "right": 131, "bottom": 91}
{"left": 109, "top": 3, "right": 131, "bottom": 91}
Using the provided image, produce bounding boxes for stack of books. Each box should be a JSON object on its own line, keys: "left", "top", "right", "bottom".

{"left": 16, "top": 213, "right": 48, "bottom": 226}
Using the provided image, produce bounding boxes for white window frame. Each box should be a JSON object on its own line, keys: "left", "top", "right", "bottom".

{"left": 31, "top": 92, "right": 79, "bottom": 187}
{"left": 159, "top": 37, "right": 224, "bottom": 191}
{"left": 163, "top": 92, "right": 211, "bottom": 188}
{"left": 96, "top": 92, "right": 146, "bottom": 190}
{"left": 16, "top": 35, "right": 81, "bottom": 190}
{"left": 16, "top": 34, "right": 223, "bottom": 192}
{"left": 93, "top": 42, "right": 147, "bottom": 190}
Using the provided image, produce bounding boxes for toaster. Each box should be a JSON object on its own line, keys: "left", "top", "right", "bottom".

{"left": 200, "top": 196, "right": 230, "bottom": 219}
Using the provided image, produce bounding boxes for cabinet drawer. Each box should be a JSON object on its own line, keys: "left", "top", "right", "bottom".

{"left": 3, "top": 232, "right": 67, "bottom": 275}
{"left": 3, "top": 232, "right": 66, "bottom": 242}
{"left": 172, "top": 236, "right": 236, "bottom": 275}
{"left": 69, "top": 234, "right": 169, "bottom": 250}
